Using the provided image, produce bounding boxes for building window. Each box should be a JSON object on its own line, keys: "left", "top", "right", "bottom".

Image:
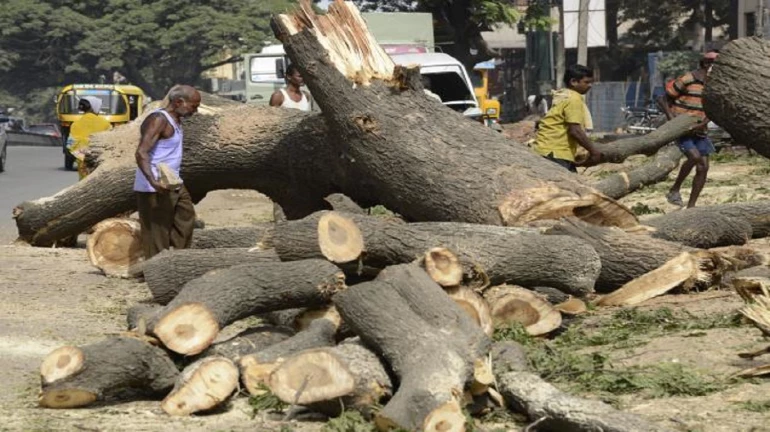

{"left": 746, "top": 12, "right": 757, "bottom": 36}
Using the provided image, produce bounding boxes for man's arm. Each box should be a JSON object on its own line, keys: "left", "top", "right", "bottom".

{"left": 657, "top": 94, "right": 675, "bottom": 120}
{"left": 568, "top": 124, "right": 601, "bottom": 166}
{"left": 135, "top": 113, "right": 170, "bottom": 193}
{"left": 269, "top": 91, "right": 284, "bottom": 107}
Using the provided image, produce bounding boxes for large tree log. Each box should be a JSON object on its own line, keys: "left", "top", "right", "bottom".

{"left": 272, "top": 2, "right": 637, "bottom": 230}
{"left": 39, "top": 337, "right": 179, "bottom": 408}
{"left": 704, "top": 37, "right": 770, "bottom": 158}
{"left": 546, "top": 218, "right": 702, "bottom": 293}
{"left": 240, "top": 317, "right": 338, "bottom": 395}
{"left": 333, "top": 264, "right": 490, "bottom": 432}
{"left": 276, "top": 211, "right": 601, "bottom": 296}
{"left": 148, "top": 259, "right": 346, "bottom": 355}
{"left": 650, "top": 201, "right": 770, "bottom": 239}
{"left": 191, "top": 225, "right": 275, "bottom": 249}
{"left": 196, "top": 325, "right": 294, "bottom": 362}
{"left": 268, "top": 338, "right": 393, "bottom": 416}
{"left": 645, "top": 210, "right": 752, "bottom": 248}
{"left": 597, "top": 114, "right": 699, "bottom": 163}
{"left": 593, "top": 145, "right": 683, "bottom": 199}
{"left": 12, "top": 104, "right": 339, "bottom": 246}
{"left": 142, "top": 248, "right": 280, "bottom": 305}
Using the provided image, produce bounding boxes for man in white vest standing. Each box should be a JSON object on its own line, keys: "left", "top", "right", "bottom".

{"left": 134, "top": 85, "right": 200, "bottom": 259}
{"left": 269, "top": 64, "right": 312, "bottom": 112}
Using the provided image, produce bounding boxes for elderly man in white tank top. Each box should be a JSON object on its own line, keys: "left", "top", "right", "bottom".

{"left": 269, "top": 63, "right": 311, "bottom": 112}
{"left": 134, "top": 85, "right": 200, "bottom": 259}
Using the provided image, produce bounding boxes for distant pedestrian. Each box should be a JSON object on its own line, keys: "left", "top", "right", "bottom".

{"left": 269, "top": 64, "right": 312, "bottom": 112}
{"left": 133, "top": 85, "right": 200, "bottom": 259}
{"left": 532, "top": 65, "right": 601, "bottom": 172}
{"left": 658, "top": 50, "right": 719, "bottom": 208}
{"left": 67, "top": 96, "right": 111, "bottom": 180}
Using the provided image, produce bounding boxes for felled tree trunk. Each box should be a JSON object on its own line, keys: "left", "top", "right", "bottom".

{"left": 268, "top": 338, "right": 393, "bottom": 416}
{"left": 272, "top": 2, "right": 637, "bottom": 229}
{"left": 142, "top": 248, "right": 280, "bottom": 305}
{"left": 161, "top": 356, "right": 240, "bottom": 416}
{"left": 13, "top": 107, "right": 338, "bottom": 246}
{"left": 196, "top": 325, "right": 294, "bottom": 361}
{"left": 594, "top": 145, "right": 683, "bottom": 199}
{"left": 148, "top": 259, "right": 345, "bottom": 355}
{"left": 273, "top": 211, "right": 364, "bottom": 264}
{"left": 651, "top": 201, "right": 770, "bottom": 239}
{"left": 597, "top": 114, "right": 699, "bottom": 163}
{"left": 275, "top": 211, "right": 601, "bottom": 296}
{"left": 240, "top": 318, "right": 338, "bottom": 395}
{"left": 546, "top": 218, "right": 701, "bottom": 293}
{"left": 333, "top": 264, "right": 489, "bottom": 432}
{"left": 191, "top": 225, "right": 275, "bottom": 249}
{"left": 646, "top": 210, "right": 753, "bottom": 248}
{"left": 704, "top": 37, "right": 770, "bottom": 158}
{"left": 39, "top": 337, "right": 179, "bottom": 408}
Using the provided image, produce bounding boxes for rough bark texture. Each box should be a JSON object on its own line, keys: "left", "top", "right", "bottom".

{"left": 594, "top": 145, "right": 683, "bottom": 199}
{"left": 704, "top": 37, "right": 770, "bottom": 158}
{"left": 547, "top": 218, "right": 692, "bottom": 292}
{"left": 13, "top": 106, "right": 338, "bottom": 246}
{"left": 333, "top": 263, "right": 489, "bottom": 431}
{"left": 268, "top": 338, "right": 393, "bottom": 416}
{"left": 277, "top": 212, "right": 601, "bottom": 296}
{"left": 496, "top": 371, "right": 667, "bottom": 432}
{"left": 646, "top": 210, "right": 752, "bottom": 248}
{"left": 148, "top": 259, "right": 345, "bottom": 355}
{"left": 240, "top": 318, "right": 338, "bottom": 395}
{"left": 324, "top": 193, "right": 366, "bottom": 214}
{"left": 191, "top": 225, "right": 275, "bottom": 249}
{"left": 650, "top": 201, "right": 770, "bottom": 239}
{"left": 39, "top": 337, "right": 179, "bottom": 408}
{"left": 597, "top": 115, "right": 699, "bottom": 163}
{"left": 196, "top": 325, "right": 294, "bottom": 361}
{"left": 143, "top": 248, "right": 280, "bottom": 305}
{"left": 273, "top": 211, "right": 364, "bottom": 264}
{"left": 272, "top": 3, "right": 637, "bottom": 230}
{"left": 127, "top": 304, "right": 162, "bottom": 331}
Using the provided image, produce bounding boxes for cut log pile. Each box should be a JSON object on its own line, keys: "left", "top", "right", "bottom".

{"left": 27, "top": 1, "right": 770, "bottom": 430}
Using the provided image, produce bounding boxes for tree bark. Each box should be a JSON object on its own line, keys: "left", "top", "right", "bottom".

{"left": 267, "top": 338, "right": 393, "bottom": 416}
{"left": 191, "top": 225, "right": 275, "bottom": 249}
{"left": 142, "top": 247, "right": 280, "bottom": 305}
{"left": 593, "top": 145, "right": 683, "bottom": 199}
{"left": 651, "top": 201, "right": 770, "bottom": 239}
{"left": 598, "top": 115, "right": 698, "bottom": 163}
{"left": 324, "top": 193, "right": 366, "bottom": 214}
{"left": 333, "top": 264, "right": 489, "bottom": 432}
{"left": 547, "top": 218, "right": 695, "bottom": 292}
{"left": 704, "top": 37, "right": 770, "bottom": 158}
{"left": 272, "top": 2, "right": 637, "bottom": 229}
{"left": 148, "top": 259, "right": 345, "bottom": 355}
{"left": 240, "top": 318, "right": 338, "bottom": 396}
{"left": 39, "top": 337, "right": 179, "bottom": 408}
{"left": 12, "top": 106, "right": 338, "bottom": 246}
{"left": 196, "top": 325, "right": 294, "bottom": 362}
{"left": 161, "top": 356, "right": 239, "bottom": 416}
{"left": 275, "top": 211, "right": 602, "bottom": 296}
{"left": 496, "top": 371, "right": 667, "bottom": 431}
{"left": 273, "top": 211, "right": 364, "bottom": 264}
{"left": 646, "top": 210, "right": 753, "bottom": 248}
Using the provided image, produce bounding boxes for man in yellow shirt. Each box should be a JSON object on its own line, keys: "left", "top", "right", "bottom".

{"left": 532, "top": 65, "right": 601, "bottom": 172}
{"left": 67, "top": 96, "right": 112, "bottom": 179}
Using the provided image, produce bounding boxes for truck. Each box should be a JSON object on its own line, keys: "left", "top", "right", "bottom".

{"left": 210, "top": 12, "right": 483, "bottom": 119}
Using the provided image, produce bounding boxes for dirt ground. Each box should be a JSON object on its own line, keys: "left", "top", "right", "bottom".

{"left": 2, "top": 149, "right": 770, "bottom": 431}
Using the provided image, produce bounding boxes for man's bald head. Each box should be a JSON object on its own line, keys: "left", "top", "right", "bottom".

{"left": 166, "top": 85, "right": 201, "bottom": 118}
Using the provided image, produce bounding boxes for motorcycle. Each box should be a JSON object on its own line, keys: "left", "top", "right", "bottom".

{"left": 621, "top": 103, "right": 667, "bottom": 135}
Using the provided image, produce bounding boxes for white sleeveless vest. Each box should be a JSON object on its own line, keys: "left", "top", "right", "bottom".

{"left": 279, "top": 88, "right": 311, "bottom": 112}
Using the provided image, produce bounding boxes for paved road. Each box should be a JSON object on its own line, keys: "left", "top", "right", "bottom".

{"left": 0, "top": 146, "right": 76, "bottom": 243}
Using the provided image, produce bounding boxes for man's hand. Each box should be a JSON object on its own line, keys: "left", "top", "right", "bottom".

{"left": 577, "top": 150, "right": 602, "bottom": 167}
{"left": 150, "top": 180, "right": 172, "bottom": 194}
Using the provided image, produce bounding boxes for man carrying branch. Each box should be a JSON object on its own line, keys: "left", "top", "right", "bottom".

{"left": 532, "top": 65, "right": 601, "bottom": 172}
{"left": 658, "top": 51, "right": 719, "bottom": 208}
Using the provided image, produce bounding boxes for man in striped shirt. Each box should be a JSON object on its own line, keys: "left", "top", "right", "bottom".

{"left": 658, "top": 51, "right": 718, "bottom": 208}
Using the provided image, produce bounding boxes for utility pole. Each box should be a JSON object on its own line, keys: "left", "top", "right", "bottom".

{"left": 577, "top": 0, "right": 589, "bottom": 65}
{"left": 555, "top": 0, "right": 565, "bottom": 88}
